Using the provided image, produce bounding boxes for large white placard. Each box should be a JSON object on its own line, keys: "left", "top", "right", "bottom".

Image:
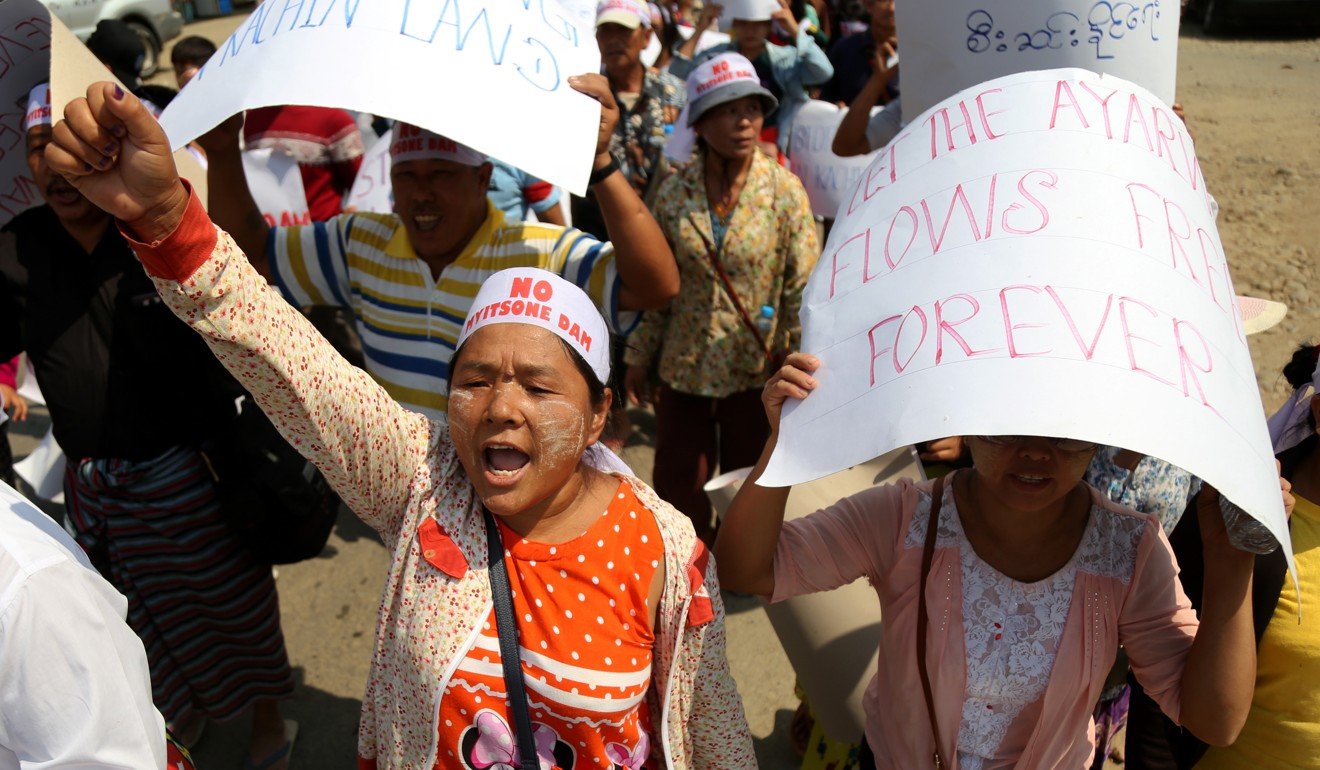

{"left": 243, "top": 148, "right": 311, "bottom": 226}
{"left": 896, "top": 0, "right": 1178, "bottom": 123}
{"left": 761, "top": 68, "right": 1291, "bottom": 572}
{"left": 159, "top": 0, "right": 603, "bottom": 195}
{"left": 788, "top": 100, "right": 881, "bottom": 219}
{"left": 346, "top": 126, "right": 394, "bottom": 214}
{"left": 0, "top": 1, "right": 208, "bottom": 223}
{"left": 0, "top": 1, "right": 53, "bottom": 227}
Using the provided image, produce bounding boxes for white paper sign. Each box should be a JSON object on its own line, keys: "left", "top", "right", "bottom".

{"left": 717, "top": 0, "right": 777, "bottom": 29}
{"left": 0, "top": 1, "right": 208, "bottom": 222}
{"left": 642, "top": 25, "right": 730, "bottom": 67}
{"left": 243, "top": 148, "right": 311, "bottom": 226}
{"left": 788, "top": 101, "right": 881, "bottom": 219}
{"left": 15, "top": 427, "right": 66, "bottom": 503}
{"left": 159, "top": 0, "right": 603, "bottom": 195}
{"left": 346, "top": 126, "right": 395, "bottom": 214}
{"left": 761, "top": 68, "right": 1291, "bottom": 573}
{"left": 897, "top": 0, "right": 1178, "bottom": 123}
{"left": 0, "top": 2, "right": 53, "bottom": 227}
{"left": 554, "top": 0, "right": 596, "bottom": 29}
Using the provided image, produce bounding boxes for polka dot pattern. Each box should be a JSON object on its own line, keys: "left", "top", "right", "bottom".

{"left": 439, "top": 482, "right": 664, "bottom": 767}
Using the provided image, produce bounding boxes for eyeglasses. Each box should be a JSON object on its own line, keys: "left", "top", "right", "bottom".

{"left": 975, "top": 435, "right": 1099, "bottom": 453}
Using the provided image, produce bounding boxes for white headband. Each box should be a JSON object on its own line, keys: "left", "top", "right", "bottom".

{"left": 1267, "top": 351, "right": 1319, "bottom": 454}
{"left": 458, "top": 268, "right": 611, "bottom": 385}
{"left": 22, "top": 83, "right": 50, "bottom": 132}
{"left": 389, "top": 123, "right": 486, "bottom": 167}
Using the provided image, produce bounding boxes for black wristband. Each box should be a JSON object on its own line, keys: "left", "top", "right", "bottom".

{"left": 588, "top": 156, "right": 620, "bottom": 186}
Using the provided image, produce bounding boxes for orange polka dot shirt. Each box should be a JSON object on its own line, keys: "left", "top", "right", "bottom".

{"left": 437, "top": 481, "right": 665, "bottom": 770}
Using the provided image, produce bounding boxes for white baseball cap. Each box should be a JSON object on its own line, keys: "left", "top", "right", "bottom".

{"left": 596, "top": 0, "right": 651, "bottom": 28}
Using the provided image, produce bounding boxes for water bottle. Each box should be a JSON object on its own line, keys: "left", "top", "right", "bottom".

{"left": 755, "top": 305, "right": 775, "bottom": 337}
{"left": 1219, "top": 495, "right": 1280, "bottom": 555}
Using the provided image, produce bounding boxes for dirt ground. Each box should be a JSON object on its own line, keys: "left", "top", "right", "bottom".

{"left": 33, "top": 14, "right": 1298, "bottom": 770}
{"left": 1176, "top": 29, "right": 1320, "bottom": 409}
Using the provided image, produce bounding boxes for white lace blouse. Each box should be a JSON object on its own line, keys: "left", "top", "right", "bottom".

{"left": 925, "top": 483, "right": 1105, "bottom": 770}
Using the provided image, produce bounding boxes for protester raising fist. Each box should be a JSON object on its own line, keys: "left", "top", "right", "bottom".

{"left": 47, "top": 81, "right": 750, "bottom": 770}
{"left": 45, "top": 83, "right": 188, "bottom": 243}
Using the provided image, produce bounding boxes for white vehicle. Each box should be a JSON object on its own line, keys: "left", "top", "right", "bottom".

{"left": 40, "top": 0, "right": 184, "bottom": 77}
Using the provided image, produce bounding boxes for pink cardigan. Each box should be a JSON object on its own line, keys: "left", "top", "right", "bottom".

{"left": 772, "top": 476, "right": 1200, "bottom": 769}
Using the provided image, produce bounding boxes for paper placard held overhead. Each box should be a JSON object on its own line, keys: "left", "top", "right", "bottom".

{"left": 159, "top": 0, "right": 602, "bottom": 195}
{"left": 788, "top": 101, "right": 882, "bottom": 219}
{"left": 642, "top": 26, "right": 731, "bottom": 67}
{"left": 243, "top": 149, "right": 311, "bottom": 227}
{"left": 0, "top": 0, "right": 209, "bottom": 223}
{"left": 761, "top": 68, "right": 1291, "bottom": 576}
{"left": 0, "top": 2, "right": 54, "bottom": 227}
{"left": 896, "top": 0, "right": 1179, "bottom": 122}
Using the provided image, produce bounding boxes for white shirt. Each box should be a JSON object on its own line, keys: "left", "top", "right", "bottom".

{"left": 0, "top": 482, "right": 166, "bottom": 769}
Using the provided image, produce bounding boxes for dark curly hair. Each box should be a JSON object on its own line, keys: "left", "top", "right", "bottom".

{"left": 1276, "top": 342, "right": 1319, "bottom": 479}
{"left": 1282, "top": 342, "right": 1319, "bottom": 390}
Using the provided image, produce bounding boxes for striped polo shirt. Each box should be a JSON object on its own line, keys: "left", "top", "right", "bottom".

{"left": 268, "top": 200, "right": 631, "bottom": 419}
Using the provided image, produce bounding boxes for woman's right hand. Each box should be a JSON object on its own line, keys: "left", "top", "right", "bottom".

{"left": 762, "top": 352, "right": 819, "bottom": 433}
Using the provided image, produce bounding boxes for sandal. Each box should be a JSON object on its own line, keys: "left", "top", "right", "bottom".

{"left": 243, "top": 719, "right": 298, "bottom": 770}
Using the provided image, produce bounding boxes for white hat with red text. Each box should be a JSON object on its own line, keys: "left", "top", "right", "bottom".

{"left": 458, "top": 268, "right": 611, "bottom": 384}
{"left": 665, "top": 52, "right": 777, "bottom": 160}
{"left": 389, "top": 123, "right": 486, "bottom": 167}
{"left": 596, "top": 0, "right": 651, "bottom": 28}
{"left": 22, "top": 83, "right": 51, "bottom": 132}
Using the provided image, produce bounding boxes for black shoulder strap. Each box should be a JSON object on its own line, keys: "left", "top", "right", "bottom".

{"left": 483, "top": 508, "right": 541, "bottom": 770}
{"left": 917, "top": 475, "right": 947, "bottom": 768}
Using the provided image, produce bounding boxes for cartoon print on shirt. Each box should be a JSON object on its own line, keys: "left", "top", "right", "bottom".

{"left": 605, "top": 733, "right": 650, "bottom": 769}
{"left": 459, "top": 709, "right": 576, "bottom": 770}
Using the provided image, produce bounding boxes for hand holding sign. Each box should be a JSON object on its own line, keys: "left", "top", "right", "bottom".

{"left": 764, "top": 68, "right": 1292, "bottom": 579}
{"left": 762, "top": 353, "right": 820, "bottom": 433}
{"left": 568, "top": 74, "right": 623, "bottom": 165}
{"left": 194, "top": 112, "right": 244, "bottom": 158}
{"left": 47, "top": 83, "right": 189, "bottom": 242}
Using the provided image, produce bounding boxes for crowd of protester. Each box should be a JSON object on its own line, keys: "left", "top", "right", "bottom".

{"left": 0, "top": 1, "right": 1315, "bottom": 770}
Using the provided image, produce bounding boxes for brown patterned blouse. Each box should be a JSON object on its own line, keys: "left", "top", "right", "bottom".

{"left": 624, "top": 149, "right": 819, "bottom": 398}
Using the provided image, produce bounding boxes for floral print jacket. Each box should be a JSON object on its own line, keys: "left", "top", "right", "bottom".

{"left": 610, "top": 67, "right": 685, "bottom": 201}
{"left": 129, "top": 190, "right": 757, "bottom": 770}
{"left": 625, "top": 149, "right": 819, "bottom": 398}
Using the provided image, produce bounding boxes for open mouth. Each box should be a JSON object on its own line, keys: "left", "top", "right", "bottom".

{"left": 412, "top": 213, "right": 441, "bottom": 232}
{"left": 483, "top": 444, "right": 531, "bottom": 485}
{"left": 1009, "top": 473, "right": 1052, "bottom": 490}
{"left": 46, "top": 183, "right": 82, "bottom": 207}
